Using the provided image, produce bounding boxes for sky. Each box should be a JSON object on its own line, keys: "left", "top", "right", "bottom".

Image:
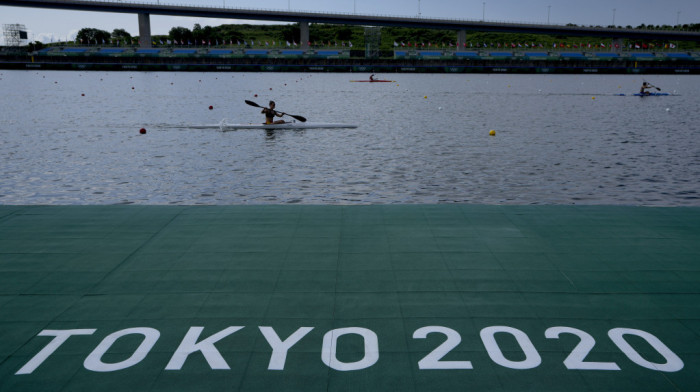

{"left": 1, "top": 0, "right": 698, "bottom": 43}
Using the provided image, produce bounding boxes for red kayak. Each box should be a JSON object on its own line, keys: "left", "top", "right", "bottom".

{"left": 350, "top": 80, "right": 395, "bottom": 82}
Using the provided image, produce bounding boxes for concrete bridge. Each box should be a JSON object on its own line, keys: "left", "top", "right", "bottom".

{"left": 2, "top": 0, "right": 699, "bottom": 49}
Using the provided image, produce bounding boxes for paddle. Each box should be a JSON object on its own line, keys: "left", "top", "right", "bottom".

{"left": 643, "top": 80, "right": 661, "bottom": 91}
{"left": 245, "top": 100, "right": 307, "bottom": 122}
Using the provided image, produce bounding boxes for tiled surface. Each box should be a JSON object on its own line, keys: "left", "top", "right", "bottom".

{"left": 0, "top": 205, "right": 698, "bottom": 391}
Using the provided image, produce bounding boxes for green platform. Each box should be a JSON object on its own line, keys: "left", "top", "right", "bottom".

{"left": 1, "top": 205, "right": 699, "bottom": 391}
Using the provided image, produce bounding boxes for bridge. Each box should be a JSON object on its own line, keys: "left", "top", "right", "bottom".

{"left": 2, "top": 0, "right": 699, "bottom": 49}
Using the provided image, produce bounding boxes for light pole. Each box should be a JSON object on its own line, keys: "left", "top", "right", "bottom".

{"left": 547, "top": 5, "right": 551, "bottom": 24}
{"left": 482, "top": 2, "right": 486, "bottom": 21}
{"left": 676, "top": 11, "right": 681, "bottom": 26}
{"left": 612, "top": 8, "right": 616, "bottom": 26}
{"left": 418, "top": 0, "right": 421, "bottom": 17}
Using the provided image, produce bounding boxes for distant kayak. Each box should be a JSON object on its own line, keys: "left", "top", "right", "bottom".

{"left": 633, "top": 92, "right": 669, "bottom": 96}
{"left": 350, "top": 80, "right": 395, "bottom": 83}
{"left": 616, "top": 93, "right": 671, "bottom": 97}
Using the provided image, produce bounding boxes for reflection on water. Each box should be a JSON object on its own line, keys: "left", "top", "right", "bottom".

{"left": 0, "top": 71, "right": 698, "bottom": 206}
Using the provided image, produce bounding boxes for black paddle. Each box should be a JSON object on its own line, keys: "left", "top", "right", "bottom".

{"left": 643, "top": 80, "right": 661, "bottom": 91}
{"left": 245, "top": 100, "right": 307, "bottom": 122}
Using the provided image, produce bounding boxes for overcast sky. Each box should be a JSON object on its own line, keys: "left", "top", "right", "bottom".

{"left": 1, "top": 0, "right": 698, "bottom": 43}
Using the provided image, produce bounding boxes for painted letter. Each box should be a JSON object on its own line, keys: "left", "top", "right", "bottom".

{"left": 413, "top": 326, "right": 473, "bottom": 369}
{"left": 480, "top": 326, "right": 541, "bottom": 369}
{"left": 165, "top": 326, "right": 243, "bottom": 370}
{"left": 545, "top": 326, "right": 620, "bottom": 370}
{"left": 259, "top": 327, "right": 314, "bottom": 370}
{"left": 16, "top": 329, "right": 96, "bottom": 375}
{"left": 84, "top": 327, "right": 160, "bottom": 372}
{"left": 608, "top": 328, "right": 683, "bottom": 372}
{"left": 322, "top": 327, "right": 379, "bottom": 371}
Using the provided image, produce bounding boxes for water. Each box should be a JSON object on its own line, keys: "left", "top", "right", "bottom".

{"left": 1, "top": 71, "right": 699, "bottom": 205}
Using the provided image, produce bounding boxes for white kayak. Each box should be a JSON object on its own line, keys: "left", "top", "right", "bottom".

{"left": 186, "top": 122, "right": 357, "bottom": 131}
{"left": 222, "top": 122, "right": 357, "bottom": 130}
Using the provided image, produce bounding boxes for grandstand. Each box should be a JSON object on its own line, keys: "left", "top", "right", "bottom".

{"left": 629, "top": 52, "right": 657, "bottom": 60}
{"left": 62, "top": 47, "right": 88, "bottom": 53}
{"left": 559, "top": 52, "right": 586, "bottom": 59}
{"left": 488, "top": 52, "right": 514, "bottom": 59}
{"left": 595, "top": 53, "right": 620, "bottom": 60}
{"left": 99, "top": 48, "right": 126, "bottom": 54}
{"left": 135, "top": 48, "right": 161, "bottom": 56}
{"left": 523, "top": 52, "right": 550, "bottom": 59}
{"left": 11, "top": 45, "right": 697, "bottom": 74}
{"left": 172, "top": 49, "right": 197, "bottom": 55}
{"left": 667, "top": 52, "right": 693, "bottom": 59}
{"left": 26, "top": 45, "right": 698, "bottom": 62}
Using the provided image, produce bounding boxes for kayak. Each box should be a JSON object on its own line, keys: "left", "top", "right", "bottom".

{"left": 350, "top": 80, "right": 395, "bottom": 83}
{"left": 220, "top": 122, "right": 357, "bottom": 130}
{"left": 180, "top": 122, "right": 357, "bottom": 130}
{"left": 633, "top": 92, "right": 669, "bottom": 96}
{"left": 616, "top": 93, "right": 671, "bottom": 96}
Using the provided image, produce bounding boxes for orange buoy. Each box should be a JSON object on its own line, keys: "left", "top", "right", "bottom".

{"left": 208, "top": 105, "right": 213, "bottom": 110}
{"left": 139, "top": 128, "right": 147, "bottom": 134}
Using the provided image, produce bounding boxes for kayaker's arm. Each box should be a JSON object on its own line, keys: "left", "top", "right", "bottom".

{"left": 245, "top": 100, "right": 307, "bottom": 122}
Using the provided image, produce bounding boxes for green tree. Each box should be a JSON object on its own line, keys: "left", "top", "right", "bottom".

{"left": 169, "top": 26, "right": 193, "bottom": 42}
{"left": 335, "top": 26, "right": 353, "bottom": 40}
{"left": 192, "top": 23, "right": 204, "bottom": 41}
{"left": 28, "top": 41, "right": 44, "bottom": 52}
{"left": 76, "top": 28, "right": 111, "bottom": 44}
{"left": 282, "top": 23, "right": 300, "bottom": 43}
{"left": 218, "top": 25, "right": 245, "bottom": 43}
{"left": 111, "top": 28, "right": 131, "bottom": 39}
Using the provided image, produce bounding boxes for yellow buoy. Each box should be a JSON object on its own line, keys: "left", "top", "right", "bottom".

{"left": 592, "top": 96, "right": 596, "bottom": 100}
{"left": 424, "top": 96, "right": 427, "bottom": 99}
{"left": 489, "top": 130, "right": 496, "bottom": 136}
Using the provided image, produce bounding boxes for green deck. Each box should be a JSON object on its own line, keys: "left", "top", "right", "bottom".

{"left": 1, "top": 205, "right": 699, "bottom": 391}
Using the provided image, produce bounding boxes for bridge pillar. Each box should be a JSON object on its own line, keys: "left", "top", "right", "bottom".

{"left": 456, "top": 30, "right": 466, "bottom": 50}
{"left": 138, "top": 13, "right": 152, "bottom": 48}
{"left": 300, "top": 22, "right": 309, "bottom": 49}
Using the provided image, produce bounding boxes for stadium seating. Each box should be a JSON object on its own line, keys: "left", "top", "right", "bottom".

{"left": 666, "top": 53, "right": 692, "bottom": 59}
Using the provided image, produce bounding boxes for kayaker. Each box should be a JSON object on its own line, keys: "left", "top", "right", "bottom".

{"left": 262, "top": 101, "right": 286, "bottom": 124}
{"left": 369, "top": 74, "right": 375, "bottom": 81}
{"left": 639, "top": 82, "right": 653, "bottom": 95}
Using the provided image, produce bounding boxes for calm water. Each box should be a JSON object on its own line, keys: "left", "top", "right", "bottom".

{"left": 1, "top": 71, "right": 698, "bottom": 205}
